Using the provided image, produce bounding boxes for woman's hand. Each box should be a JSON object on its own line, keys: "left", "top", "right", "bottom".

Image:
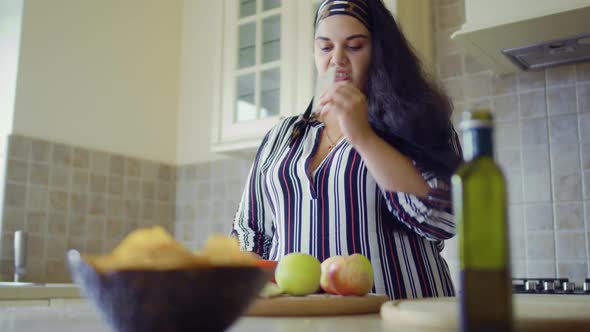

{"left": 319, "top": 82, "right": 375, "bottom": 147}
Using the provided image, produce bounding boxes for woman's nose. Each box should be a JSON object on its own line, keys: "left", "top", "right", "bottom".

{"left": 331, "top": 47, "right": 348, "bottom": 66}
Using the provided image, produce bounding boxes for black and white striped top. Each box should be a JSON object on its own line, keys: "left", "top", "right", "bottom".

{"left": 232, "top": 116, "right": 458, "bottom": 299}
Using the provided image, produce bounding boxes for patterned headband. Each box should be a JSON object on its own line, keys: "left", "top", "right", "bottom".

{"left": 316, "top": 0, "right": 371, "bottom": 29}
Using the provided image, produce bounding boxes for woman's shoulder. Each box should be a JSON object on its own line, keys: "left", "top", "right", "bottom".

{"left": 263, "top": 115, "right": 302, "bottom": 143}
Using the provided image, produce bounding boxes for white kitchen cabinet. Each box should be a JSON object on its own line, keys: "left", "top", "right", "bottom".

{"left": 211, "top": 0, "right": 433, "bottom": 153}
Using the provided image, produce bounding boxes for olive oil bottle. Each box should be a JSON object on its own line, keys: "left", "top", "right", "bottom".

{"left": 451, "top": 109, "right": 513, "bottom": 332}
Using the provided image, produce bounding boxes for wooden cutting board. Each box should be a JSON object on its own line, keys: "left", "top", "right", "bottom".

{"left": 381, "top": 294, "right": 590, "bottom": 332}
{"left": 246, "top": 293, "right": 389, "bottom": 316}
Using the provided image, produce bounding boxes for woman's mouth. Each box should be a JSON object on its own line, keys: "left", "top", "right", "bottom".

{"left": 335, "top": 70, "right": 350, "bottom": 82}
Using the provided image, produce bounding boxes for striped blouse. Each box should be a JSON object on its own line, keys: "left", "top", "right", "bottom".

{"left": 231, "top": 116, "right": 459, "bottom": 299}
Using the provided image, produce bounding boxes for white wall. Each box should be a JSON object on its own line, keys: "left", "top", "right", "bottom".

{"left": 13, "top": 0, "right": 182, "bottom": 163}
{"left": 176, "top": 0, "right": 226, "bottom": 164}
{"left": 0, "top": 0, "right": 24, "bottom": 139}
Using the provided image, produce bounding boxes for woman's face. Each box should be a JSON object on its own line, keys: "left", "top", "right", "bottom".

{"left": 314, "top": 15, "right": 372, "bottom": 91}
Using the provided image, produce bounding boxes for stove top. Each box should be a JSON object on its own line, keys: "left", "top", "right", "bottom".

{"left": 512, "top": 278, "right": 590, "bottom": 295}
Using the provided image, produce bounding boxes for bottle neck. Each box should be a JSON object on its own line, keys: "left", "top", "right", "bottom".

{"left": 463, "top": 128, "right": 494, "bottom": 162}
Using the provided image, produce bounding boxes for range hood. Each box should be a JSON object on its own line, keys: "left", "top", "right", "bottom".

{"left": 451, "top": 0, "right": 590, "bottom": 74}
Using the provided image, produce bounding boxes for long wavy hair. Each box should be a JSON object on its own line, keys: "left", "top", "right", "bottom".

{"left": 295, "top": 0, "right": 462, "bottom": 176}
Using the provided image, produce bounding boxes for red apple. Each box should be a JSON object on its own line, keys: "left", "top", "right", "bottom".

{"left": 320, "top": 254, "right": 374, "bottom": 296}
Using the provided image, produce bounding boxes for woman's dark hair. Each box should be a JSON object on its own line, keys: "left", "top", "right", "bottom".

{"left": 296, "top": 0, "right": 462, "bottom": 176}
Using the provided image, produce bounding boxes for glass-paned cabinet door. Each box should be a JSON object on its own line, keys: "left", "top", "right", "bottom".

{"left": 220, "top": 0, "right": 297, "bottom": 143}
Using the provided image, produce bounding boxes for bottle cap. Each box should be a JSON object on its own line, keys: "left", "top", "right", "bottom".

{"left": 459, "top": 109, "right": 494, "bottom": 130}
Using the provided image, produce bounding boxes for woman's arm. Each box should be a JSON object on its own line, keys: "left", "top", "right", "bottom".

{"left": 353, "top": 131, "right": 429, "bottom": 197}
{"left": 231, "top": 132, "right": 275, "bottom": 258}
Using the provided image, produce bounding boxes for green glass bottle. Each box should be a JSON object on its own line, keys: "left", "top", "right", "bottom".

{"left": 451, "top": 109, "right": 513, "bottom": 332}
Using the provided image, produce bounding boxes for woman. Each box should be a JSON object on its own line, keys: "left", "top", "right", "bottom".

{"left": 231, "top": 0, "right": 462, "bottom": 299}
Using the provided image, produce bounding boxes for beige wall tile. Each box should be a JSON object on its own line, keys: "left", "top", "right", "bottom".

{"left": 86, "top": 216, "right": 105, "bottom": 240}
{"left": 581, "top": 143, "right": 590, "bottom": 170}
{"left": 522, "top": 147, "right": 550, "bottom": 174}
{"left": 85, "top": 238, "right": 104, "bottom": 254}
{"left": 109, "top": 155, "right": 125, "bottom": 176}
{"left": 90, "top": 174, "right": 107, "bottom": 194}
{"left": 438, "top": 53, "right": 462, "bottom": 78}
{"left": 547, "top": 86, "right": 577, "bottom": 115}
{"left": 1, "top": 233, "right": 14, "bottom": 260}
{"left": 157, "top": 182, "right": 172, "bottom": 201}
{"left": 126, "top": 158, "right": 140, "bottom": 177}
{"left": 549, "top": 114, "right": 579, "bottom": 144}
{"left": 492, "top": 74, "right": 517, "bottom": 96}
{"left": 90, "top": 151, "right": 109, "bottom": 175}
{"left": 141, "top": 161, "right": 158, "bottom": 180}
{"left": 510, "top": 232, "right": 526, "bottom": 259}
{"left": 6, "top": 159, "right": 28, "bottom": 183}
{"left": 464, "top": 72, "right": 493, "bottom": 100}
{"left": 577, "top": 83, "right": 590, "bottom": 112}
{"left": 48, "top": 212, "right": 67, "bottom": 236}
{"left": 518, "top": 71, "right": 545, "bottom": 92}
{"left": 87, "top": 194, "right": 106, "bottom": 216}
{"left": 30, "top": 139, "right": 50, "bottom": 163}
{"left": 29, "top": 163, "right": 50, "bottom": 186}
{"left": 108, "top": 176, "right": 124, "bottom": 196}
{"left": 558, "top": 261, "right": 588, "bottom": 280}
{"left": 552, "top": 172, "right": 582, "bottom": 201}
{"left": 71, "top": 170, "right": 89, "bottom": 193}
{"left": 49, "top": 167, "right": 69, "bottom": 190}
{"left": 158, "top": 165, "right": 174, "bottom": 182}
{"left": 527, "top": 260, "right": 556, "bottom": 278}
{"left": 72, "top": 148, "right": 90, "bottom": 169}
{"left": 27, "top": 186, "right": 49, "bottom": 210}
{"left": 520, "top": 117, "right": 548, "bottom": 146}
{"left": 106, "top": 218, "right": 124, "bottom": 238}
{"left": 8, "top": 135, "right": 31, "bottom": 160}
{"left": 576, "top": 62, "right": 590, "bottom": 82}
{"left": 442, "top": 77, "right": 464, "bottom": 103}
{"left": 525, "top": 203, "right": 554, "bottom": 231}
{"left": 142, "top": 180, "right": 156, "bottom": 200}
{"left": 6, "top": 183, "right": 26, "bottom": 208}
{"left": 546, "top": 65, "right": 575, "bottom": 87}
{"left": 523, "top": 173, "right": 551, "bottom": 203}
{"left": 45, "top": 260, "right": 70, "bottom": 283}
{"left": 125, "top": 199, "right": 140, "bottom": 219}
{"left": 68, "top": 215, "right": 87, "bottom": 237}
{"left": 108, "top": 198, "right": 125, "bottom": 218}
{"left": 556, "top": 232, "right": 587, "bottom": 260}
{"left": 580, "top": 113, "right": 590, "bottom": 143}
{"left": 511, "top": 259, "right": 527, "bottom": 278}
{"left": 46, "top": 237, "right": 67, "bottom": 260}
{"left": 51, "top": 144, "right": 71, "bottom": 167}
{"left": 551, "top": 144, "right": 581, "bottom": 175}
{"left": 495, "top": 121, "right": 520, "bottom": 149}
{"left": 49, "top": 190, "right": 68, "bottom": 211}
{"left": 27, "top": 234, "right": 45, "bottom": 259}
{"left": 492, "top": 94, "right": 518, "bottom": 122}
{"left": 67, "top": 236, "right": 85, "bottom": 252}
{"left": 26, "top": 211, "right": 47, "bottom": 234}
{"left": 141, "top": 201, "right": 155, "bottom": 221}
{"left": 1, "top": 208, "right": 25, "bottom": 233}
{"left": 519, "top": 90, "right": 546, "bottom": 118}
{"left": 125, "top": 179, "right": 141, "bottom": 198}
{"left": 506, "top": 171, "right": 523, "bottom": 204}
{"left": 555, "top": 202, "right": 584, "bottom": 231}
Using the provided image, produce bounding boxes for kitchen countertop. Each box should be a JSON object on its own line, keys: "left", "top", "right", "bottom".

{"left": 0, "top": 302, "right": 387, "bottom": 332}
{"left": 0, "top": 283, "right": 81, "bottom": 301}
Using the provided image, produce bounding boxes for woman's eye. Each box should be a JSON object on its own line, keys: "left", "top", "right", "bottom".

{"left": 347, "top": 46, "right": 362, "bottom": 51}
{"left": 320, "top": 46, "right": 332, "bottom": 52}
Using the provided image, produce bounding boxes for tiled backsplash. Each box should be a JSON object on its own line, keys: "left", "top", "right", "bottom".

{"left": 436, "top": 0, "right": 590, "bottom": 283}
{"left": 0, "top": 134, "right": 176, "bottom": 282}
{"left": 174, "top": 158, "right": 253, "bottom": 250}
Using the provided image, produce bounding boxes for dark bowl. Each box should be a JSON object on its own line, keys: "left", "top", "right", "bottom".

{"left": 67, "top": 250, "right": 269, "bottom": 332}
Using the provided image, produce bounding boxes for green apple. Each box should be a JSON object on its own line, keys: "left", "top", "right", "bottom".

{"left": 274, "top": 253, "right": 321, "bottom": 296}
